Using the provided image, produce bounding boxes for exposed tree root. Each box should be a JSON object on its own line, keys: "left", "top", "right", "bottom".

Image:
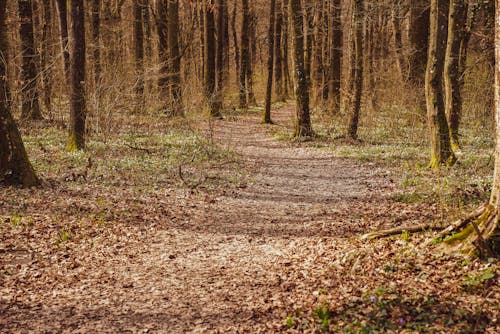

{"left": 361, "top": 204, "right": 488, "bottom": 241}
{"left": 361, "top": 203, "right": 499, "bottom": 258}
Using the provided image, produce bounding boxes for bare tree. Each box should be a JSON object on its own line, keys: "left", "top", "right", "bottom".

{"left": 0, "top": 0, "right": 39, "bottom": 187}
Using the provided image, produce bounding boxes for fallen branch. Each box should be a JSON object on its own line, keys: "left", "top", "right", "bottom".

{"left": 125, "top": 143, "right": 153, "bottom": 154}
{"left": 360, "top": 223, "right": 443, "bottom": 241}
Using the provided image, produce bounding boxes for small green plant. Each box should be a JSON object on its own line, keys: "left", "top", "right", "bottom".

{"left": 285, "top": 308, "right": 302, "bottom": 329}
{"left": 58, "top": 229, "right": 71, "bottom": 243}
{"left": 400, "top": 230, "right": 411, "bottom": 242}
{"left": 462, "top": 267, "right": 497, "bottom": 288}
{"left": 314, "top": 302, "right": 332, "bottom": 330}
{"left": 9, "top": 214, "right": 23, "bottom": 227}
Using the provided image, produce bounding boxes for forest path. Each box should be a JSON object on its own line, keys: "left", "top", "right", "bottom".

{"left": 98, "top": 104, "right": 399, "bottom": 333}
{"left": 1, "top": 104, "right": 408, "bottom": 333}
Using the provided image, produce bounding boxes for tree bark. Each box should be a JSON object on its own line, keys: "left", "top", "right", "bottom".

{"left": 134, "top": 0, "right": 145, "bottom": 112}
{"left": 425, "top": 0, "right": 455, "bottom": 168}
{"left": 91, "top": 0, "right": 101, "bottom": 87}
{"left": 19, "top": 0, "right": 43, "bottom": 120}
{"left": 55, "top": 0, "right": 70, "bottom": 86}
{"left": 67, "top": 0, "right": 86, "bottom": 151}
{"left": 289, "top": 0, "right": 313, "bottom": 137}
{"left": 0, "top": 0, "right": 39, "bottom": 187}
{"left": 168, "top": 0, "right": 183, "bottom": 116}
{"left": 230, "top": 1, "right": 240, "bottom": 91}
{"left": 444, "top": 0, "right": 468, "bottom": 152}
{"left": 408, "top": 0, "right": 429, "bottom": 87}
{"left": 391, "top": 0, "right": 405, "bottom": 82}
{"left": 204, "top": 0, "right": 221, "bottom": 117}
{"left": 239, "top": 0, "right": 250, "bottom": 109}
{"left": 347, "top": 0, "right": 364, "bottom": 140}
{"left": 274, "top": 0, "right": 284, "bottom": 102}
{"left": 157, "top": 0, "right": 169, "bottom": 113}
{"left": 215, "top": 0, "right": 225, "bottom": 115}
{"left": 40, "top": 0, "right": 52, "bottom": 114}
{"left": 264, "top": 0, "right": 276, "bottom": 124}
{"left": 329, "top": 0, "right": 342, "bottom": 113}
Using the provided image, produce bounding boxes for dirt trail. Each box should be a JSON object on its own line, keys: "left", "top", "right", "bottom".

{"left": 1, "top": 105, "right": 405, "bottom": 333}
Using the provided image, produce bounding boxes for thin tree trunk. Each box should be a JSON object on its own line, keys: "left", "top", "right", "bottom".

{"left": 19, "top": 0, "right": 42, "bottom": 120}
{"left": 391, "top": 0, "right": 405, "bottom": 82}
{"left": 91, "top": 0, "right": 101, "bottom": 87}
{"left": 408, "top": 0, "right": 430, "bottom": 87}
{"left": 168, "top": 0, "right": 183, "bottom": 116}
{"left": 312, "top": 0, "right": 324, "bottom": 105}
{"left": 274, "top": 0, "right": 284, "bottom": 101}
{"left": 204, "top": 0, "right": 220, "bottom": 117}
{"left": 282, "top": 0, "right": 291, "bottom": 97}
{"left": 239, "top": 0, "right": 250, "bottom": 108}
{"left": 67, "top": 0, "right": 86, "bottom": 151}
{"left": 40, "top": 0, "right": 52, "bottom": 114}
{"left": 444, "top": 0, "right": 468, "bottom": 152}
{"left": 230, "top": 1, "right": 240, "bottom": 90}
{"left": 264, "top": 0, "right": 276, "bottom": 124}
{"left": 425, "top": 0, "right": 455, "bottom": 168}
{"left": 55, "top": 0, "right": 70, "bottom": 86}
{"left": 157, "top": 0, "right": 169, "bottom": 112}
{"left": 215, "top": 0, "right": 225, "bottom": 115}
{"left": 329, "top": 0, "right": 342, "bottom": 113}
{"left": 347, "top": 0, "right": 364, "bottom": 140}
{"left": 134, "top": 0, "right": 144, "bottom": 112}
{"left": 289, "top": 0, "right": 313, "bottom": 137}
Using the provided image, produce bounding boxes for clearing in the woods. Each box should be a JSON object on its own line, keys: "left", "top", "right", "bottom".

{"left": 0, "top": 105, "right": 498, "bottom": 333}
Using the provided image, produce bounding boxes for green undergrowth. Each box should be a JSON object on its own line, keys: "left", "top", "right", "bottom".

{"left": 20, "top": 115, "right": 243, "bottom": 191}
{"left": 270, "top": 100, "right": 495, "bottom": 218}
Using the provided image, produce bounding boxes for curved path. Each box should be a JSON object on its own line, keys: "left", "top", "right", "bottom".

{"left": 2, "top": 105, "right": 412, "bottom": 333}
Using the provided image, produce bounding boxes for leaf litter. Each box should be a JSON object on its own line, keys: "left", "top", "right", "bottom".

{"left": 0, "top": 106, "right": 498, "bottom": 333}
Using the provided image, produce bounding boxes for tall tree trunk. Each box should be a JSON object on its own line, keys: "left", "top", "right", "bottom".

{"left": 19, "top": 0, "right": 42, "bottom": 120}
{"left": 239, "top": 0, "right": 250, "bottom": 108}
{"left": 444, "top": 0, "right": 468, "bottom": 152}
{"left": 282, "top": 0, "right": 291, "bottom": 97}
{"left": 329, "top": 0, "right": 342, "bottom": 113}
{"left": 157, "top": 0, "right": 169, "bottom": 112}
{"left": 443, "top": 0, "right": 500, "bottom": 257}
{"left": 55, "top": 0, "right": 70, "bottom": 86}
{"left": 91, "top": 0, "right": 100, "bottom": 87}
{"left": 408, "top": 0, "right": 430, "bottom": 87}
{"left": 347, "top": 0, "right": 364, "bottom": 140}
{"left": 391, "top": 0, "right": 405, "bottom": 82}
{"left": 289, "top": 0, "right": 313, "bottom": 137}
{"left": 134, "top": 0, "right": 144, "bottom": 112}
{"left": 215, "top": 0, "right": 225, "bottom": 115}
{"left": 67, "top": 0, "right": 86, "bottom": 151}
{"left": 230, "top": 1, "right": 240, "bottom": 90}
{"left": 246, "top": 1, "right": 256, "bottom": 105}
{"left": 425, "top": 0, "right": 455, "bottom": 168}
{"left": 304, "top": 1, "right": 313, "bottom": 86}
{"left": 274, "top": 0, "right": 284, "bottom": 101}
{"left": 40, "top": 0, "right": 52, "bottom": 115}
{"left": 264, "top": 0, "right": 276, "bottom": 124}
{"left": 168, "top": 0, "right": 183, "bottom": 116}
{"left": 204, "top": 0, "right": 220, "bottom": 117}
{"left": 0, "top": 0, "right": 39, "bottom": 187}
{"left": 222, "top": 1, "right": 230, "bottom": 81}
{"left": 312, "top": 0, "right": 324, "bottom": 105}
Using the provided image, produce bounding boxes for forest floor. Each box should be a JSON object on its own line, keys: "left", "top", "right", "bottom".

{"left": 0, "top": 104, "right": 499, "bottom": 333}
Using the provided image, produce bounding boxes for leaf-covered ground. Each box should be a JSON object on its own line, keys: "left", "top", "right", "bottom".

{"left": 1, "top": 106, "right": 498, "bottom": 333}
